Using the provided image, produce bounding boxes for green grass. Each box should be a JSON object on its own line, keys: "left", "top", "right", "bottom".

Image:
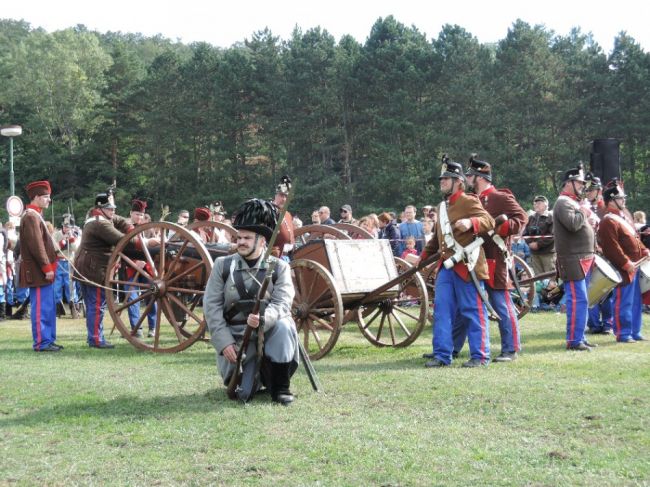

{"left": 1, "top": 312, "right": 649, "bottom": 486}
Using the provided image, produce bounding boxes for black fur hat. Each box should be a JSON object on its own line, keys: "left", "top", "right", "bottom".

{"left": 232, "top": 198, "right": 278, "bottom": 240}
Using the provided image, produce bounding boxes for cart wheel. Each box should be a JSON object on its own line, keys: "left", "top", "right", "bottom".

{"left": 332, "top": 223, "right": 374, "bottom": 239}
{"left": 290, "top": 259, "right": 344, "bottom": 361}
{"left": 188, "top": 220, "right": 238, "bottom": 244}
{"left": 357, "top": 257, "right": 429, "bottom": 347}
{"left": 105, "top": 222, "right": 213, "bottom": 353}
{"left": 511, "top": 255, "right": 535, "bottom": 319}
{"left": 294, "top": 224, "right": 351, "bottom": 247}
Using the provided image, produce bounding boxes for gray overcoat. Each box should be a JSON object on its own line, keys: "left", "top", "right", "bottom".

{"left": 204, "top": 253, "right": 298, "bottom": 384}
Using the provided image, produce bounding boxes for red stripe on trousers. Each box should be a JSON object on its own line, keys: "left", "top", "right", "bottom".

{"left": 614, "top": 286, "right": 622, "bottom": 338}
{"left": 504, "top": 290, "right": 520, "bottom": 352}
{"left": 94, "top": 287, "right": 102, "bottom": 345}
{"left": 35, "top": 287, "right": 42, "bottom": 349}
{"left": 568, "top": 281, "right": 577, "bottom": 343}
{"left": 476, "top": 291, "right": 487, "bottom": 363}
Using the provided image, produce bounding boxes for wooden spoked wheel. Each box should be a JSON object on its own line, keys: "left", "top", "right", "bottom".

{"left": 105, "top": 222, "right": 213, "bottom": 353}
{"left": 356, "top": 257, "right": 429, "bottom": 347}
{"left": 290, "top": 259, "right": 344, "bottom": 361}
{"left": 332, "top": 223, "right": 374, "bottom": 239}
{"left": 294, "top": 224, "right": 351, "bottom": 247}
{"left": 188, "top": 220, "right": 238, "bottom": 244}
{"left": 511, "top": 254, "right": 535, "bottom": 319}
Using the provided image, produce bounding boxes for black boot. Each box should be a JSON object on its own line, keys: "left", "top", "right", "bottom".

{"left": 269, "top": 361, "right": 295, "bottom": 406}
{"left": 69, "top": 302, "right": 79, "bottom": 319}
{"left": 5, "top": 303, "right": 12, "bottom": 318}
{"left": 0, "top": 302, "right": 5, "bottom": 321}
{"left": 56, "top": 302, "right": 66, "bottom": 318}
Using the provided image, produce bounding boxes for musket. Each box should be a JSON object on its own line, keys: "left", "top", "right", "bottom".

{"left": 226, "top": 177, "right": 294, "bottom": 401}
{"left": 487, "top": 216, "right": 529, "bottom": 312}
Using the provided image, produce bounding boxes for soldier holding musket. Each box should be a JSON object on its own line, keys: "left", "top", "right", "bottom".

{"left": 597, "top": 181, "right": 649, "bottom": 342}
{"left": 204, "top": 198, "right": 299, "bottom": 404}
{"left": 420, "top": 157, "right": 495, "bottom": 368}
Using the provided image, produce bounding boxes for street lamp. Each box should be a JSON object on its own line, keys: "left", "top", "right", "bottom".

{"left": 1, "top": 125, "right": 22, "bottom": 196}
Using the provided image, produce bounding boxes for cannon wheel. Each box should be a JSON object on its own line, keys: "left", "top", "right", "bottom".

{"left": 105, "top": 222, "right": 213, "bottom": 353}
{"left": 332, "top": 223, "right": 374, "bottom": 239}
{"left": 188, "top": 220, "right": 238, "bottom": 243}
{"left": 511, "top": 254, "right": 535, "bottom": 319}
{"left": 356, "top": 257, "right": 429, "bottom": 348}
{"left": 294, "top": 224, "right": 351, "bottom": 246}
{"left": 290, "top": 259, "right": 344, "bottom": 361}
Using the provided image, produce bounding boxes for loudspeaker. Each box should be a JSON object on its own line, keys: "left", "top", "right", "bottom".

{"left": 590, "top": 138, "right": 620, "bottom": 186}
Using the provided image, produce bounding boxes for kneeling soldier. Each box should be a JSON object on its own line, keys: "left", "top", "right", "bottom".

{"left": 204, "top": 199, "right": 299, "bottom": 404}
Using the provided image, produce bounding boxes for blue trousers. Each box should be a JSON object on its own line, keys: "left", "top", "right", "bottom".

{"left": 453, "top": 287, "right": 521, "bottom": 354}
{"left": 125, "top": 275, "right": 157, "bottom": 331}
{"left": 81, "top": 284, "right": 109, "bottom": 346}
{"left": 54, "top": 260, "right": 76, "bottom": 303}
{"left": 30, "top": 284, "right": 57, "bottom": 350}
{"left": 613, "top": 272, "right": 643, "bottom": 341}
{"left": 433, "top": 267, "right": 490, "bottom": 365}
{"left": 8, "top": 281, "right": 29, "bottom": 305}
{"left": 587, "top": 292, "right": 613, "bottom": 332}
{"left": 565, "top": 278, "right": 589, "bottom": 346}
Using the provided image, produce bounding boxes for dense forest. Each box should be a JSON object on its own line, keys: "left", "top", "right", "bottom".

{"left": 1, "top": 16, "right": 649, "bottom": 223}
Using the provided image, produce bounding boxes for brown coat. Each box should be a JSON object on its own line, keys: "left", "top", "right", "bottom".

{"left": 18, "top": 207, "right": 58, "bottom": 288}
{"left": 597, "top": 208, "right": 648, "bottom": 286}
{"left": 478, "top": 186, "right": 528, "bottom": 289}
{"left": 74, "top": 213, "right": 133, "bottom": 285}
{"left": 552, "top": 194, "right": 595, "bottom": 281}
{"left": 422, "top": 190, "right": 495, "bottom": 281}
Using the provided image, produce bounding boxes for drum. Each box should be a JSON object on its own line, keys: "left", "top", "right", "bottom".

{"left": 639, "top": 261, "right": 650, "bottom": 294}
{"left": 587, "top": 255, "right": 622, "bottom": 307}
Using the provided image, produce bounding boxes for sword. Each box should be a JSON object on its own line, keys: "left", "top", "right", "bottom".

{"left": 298, "top": 340, "right": 321, "bottom": 392}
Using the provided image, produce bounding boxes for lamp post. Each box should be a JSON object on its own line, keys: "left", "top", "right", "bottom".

{"left": 1, "top": 125, "right": 22, "bottom": 196}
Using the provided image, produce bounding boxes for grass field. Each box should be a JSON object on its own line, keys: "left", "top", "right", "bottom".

{"left": 1, "top": 311, "right": 649, "bottom": 486}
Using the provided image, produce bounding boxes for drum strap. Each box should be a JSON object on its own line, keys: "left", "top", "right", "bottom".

{"left": 603, "top": 213, "right": 637, "bottom": 237}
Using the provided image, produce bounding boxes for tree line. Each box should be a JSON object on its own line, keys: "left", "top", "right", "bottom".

{"left": 1, "top": 16, "right": 649, "bottom": 223}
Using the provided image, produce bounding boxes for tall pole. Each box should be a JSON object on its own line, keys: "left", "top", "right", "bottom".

{"left": 1, "top": 125, "right": 22, "bottom": 196}
{"left": 9, "top": 136, "right": 14, "bottom": 196}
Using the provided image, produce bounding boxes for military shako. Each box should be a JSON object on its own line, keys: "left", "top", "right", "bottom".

{"left": 465, "top": 154, "right": 492, "bottom": 182}
{"left": 95, "top": 193, "right": 116, "bottom": 209}
{"left": 603, "top": 180, "right": 625, "bottom": 202}
{"left": 562, "top": 163, "right": 586, "bottom": 183}
{"left": 439, "top": 154, "right": 464, "bottom": 180}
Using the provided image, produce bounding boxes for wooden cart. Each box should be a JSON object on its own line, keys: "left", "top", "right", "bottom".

{"left": 290, "top": 238, "right": 429, "bottom": 360}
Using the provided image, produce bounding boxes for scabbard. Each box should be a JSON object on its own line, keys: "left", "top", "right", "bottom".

{"left": 469, "top": 269, "right": 499, "bottom": 320}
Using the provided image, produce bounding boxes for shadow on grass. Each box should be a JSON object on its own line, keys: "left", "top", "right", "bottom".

{"left": 0, "top": 387, "right": 258, "bottom": 427}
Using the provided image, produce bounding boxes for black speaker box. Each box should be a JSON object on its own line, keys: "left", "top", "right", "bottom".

{"left": 590, "top": 138, "right": 620, "bottom": 186}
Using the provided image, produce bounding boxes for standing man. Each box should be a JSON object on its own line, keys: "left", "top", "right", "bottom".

{"left": 74, "top": 192, "right": 138, "bottom": 349}
{"left": 598, "top": 182, "right": 649, "bottom": 342}
{"left": 124, "top": 199, "right": 158, "bottom": 338}
{"left": 204, "top": 198, "right": 299, "bottom": 404}
{"left": 318, "top": 206, "right": 335, "bottom": 225}
{"left": 271, "top": 176, "right": 295, "bottom": 259}
{"left": 20, "top": 180, "right": 60, "bottom": 352}
{"left": 52, "top": 214, "right": 80, "bottom": 317}
{"left": 399, "top": 205, "right": 425, "bottom": 255}
{"left": 460, "top": 156, "right": 528, "bottom": 362}
{"left": 523, "top": 196, "right": 555, "bottom": 276}
{"left": 419, "top": 157, "right": 494, "bottom": 368}
{"left": 583, "top": 175, "right": 614, "bottom": 335}
{"left": 553, "top": 164, "right": 596, "bottom": 351}
{"left": 338, "top": 204, "right": 358, "bottom": 226}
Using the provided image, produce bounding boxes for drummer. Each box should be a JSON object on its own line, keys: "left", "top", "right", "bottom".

{"left": 597, "top": 181, "right": 649, "bottom": 342}
{"left": 552, "top": 164, "right": 597, "bottom": 351}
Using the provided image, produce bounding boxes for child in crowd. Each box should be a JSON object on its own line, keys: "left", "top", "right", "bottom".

{"left": 400, "top": 236, "right": 418, "bottom": 260}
